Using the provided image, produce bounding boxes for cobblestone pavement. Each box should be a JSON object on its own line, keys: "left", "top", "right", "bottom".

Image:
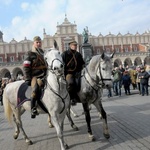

{"left": 0, "top": 89, "right": 150, "bottom": 150}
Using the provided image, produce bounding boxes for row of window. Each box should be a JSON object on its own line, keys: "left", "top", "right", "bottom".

{"left": 0, "top": 55, "right": 25, "bottom": 63}
{"left": 96, "top": 47, "right": 138, "bottom": 54}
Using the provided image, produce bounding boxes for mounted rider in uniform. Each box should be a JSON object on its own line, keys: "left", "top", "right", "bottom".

{"left": 23, "top": 36, "right": 47, "bottom": 118}
{"left": 61, "top": 40, "right": 85, "bottom": 105}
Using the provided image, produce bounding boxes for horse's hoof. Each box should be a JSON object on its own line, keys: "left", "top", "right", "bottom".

{"left": 13, "top": 134, "right": 18, "bottom": 139}
{"left": 71, "top": 125, "right": 79, "bottom": 131}
{"left": 65, "top": 143, "right": 69, "bottom": 149}
{"left": 89, "top": 134, "right": 96, "bottom": 141}
{"left": 104, "top": 133, "right": 110, "bottom": 139}
{"left": 49, "top": 123, "right": 54, "bottom": 128}
{"left": 27, "top": 140, "right": 33, "bottom": 145}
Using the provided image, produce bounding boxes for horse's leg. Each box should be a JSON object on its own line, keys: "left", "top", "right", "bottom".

{"left": 13, "top": 114, "right": 20, "bottom": 139}
{"left": 82, "top": 103, "right": 95, "bottom": 141}
{"left": 13, "top": 108, "right": 33, "bottom": 145}
{"left": 48, "top": 114, "right": 54, "bottom": 128}
{"left": 51, "top": 115, "right": 66, "bottom": 150}
{"left": 66, "top": 108, "right": 79, "bottom": 131}
{"left": 60, "top": 120, "right": 69, "bottom": 149}
{"left": 94, "top": 100, "right": 110, "bottom": 139}
{"left": 70, "top": 107, "right": 79, "bottom": 117}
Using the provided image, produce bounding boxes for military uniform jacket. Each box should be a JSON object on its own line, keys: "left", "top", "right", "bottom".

{"left": 23, "top": 47, "right": 47, "bottom": 81}
{"left": 61, "top": 49, "right": 85, "bottom": 76}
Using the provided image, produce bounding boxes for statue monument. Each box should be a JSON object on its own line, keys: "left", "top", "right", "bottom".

{"left": 81, "top": 27, "right": 93, "bottom": 64}
{"left": 82, "top": 26, "right": 89, "bottom": 43}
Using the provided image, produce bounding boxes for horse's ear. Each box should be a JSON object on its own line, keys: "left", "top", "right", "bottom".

{"left": 101, "top": 52, "right": 105, "bottom": 60}
{"left": 110, "top": 52, "right": 115, "bottom": 58}
{"left": 53, "top": 40, "right": 59, "bottom": 50}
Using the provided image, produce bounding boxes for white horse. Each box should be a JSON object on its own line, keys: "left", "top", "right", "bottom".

{"left": 3, "top": 45, "right": 70, "bottom": 150}
{"left": 66, "top": 52, "right": 114, "bottom": 140}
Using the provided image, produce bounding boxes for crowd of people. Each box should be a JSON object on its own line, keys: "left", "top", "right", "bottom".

{"left": 108, "top": 64, "right": 150, "bottom": 97}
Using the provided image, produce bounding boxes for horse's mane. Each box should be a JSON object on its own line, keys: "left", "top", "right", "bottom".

{"left": 86, "top": 55, "right": 101, "bottom": 75}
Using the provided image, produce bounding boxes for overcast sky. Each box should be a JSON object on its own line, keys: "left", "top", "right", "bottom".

{"left": 0, "top": 0, "right": 150, "bottom": 42}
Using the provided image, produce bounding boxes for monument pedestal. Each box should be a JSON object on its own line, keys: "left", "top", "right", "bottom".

{"left": 81, "top": 43, "right": 93, "bottom": 64}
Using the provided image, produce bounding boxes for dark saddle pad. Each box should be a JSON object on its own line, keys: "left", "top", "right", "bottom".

{"left": 17, "top": 82, "right": 31, "bottom": 107}
{"left": 17, "top": 82, "right": 48, "bottom": 113}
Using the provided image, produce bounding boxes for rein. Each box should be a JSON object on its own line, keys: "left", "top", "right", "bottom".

{"left": 45, "top": 50, "right": 68, "bottom": 114}
{"left": 46, "top": 80, "right": 68, "bottom": 114}
{"left": 83, "top": 58, "right": 112, "bottom": 102}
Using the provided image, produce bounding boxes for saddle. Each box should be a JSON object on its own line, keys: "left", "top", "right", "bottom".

{"left": 17, "top": 82, "right": 48, "bottom": 113}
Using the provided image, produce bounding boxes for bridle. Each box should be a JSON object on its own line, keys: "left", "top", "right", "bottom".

{"left": 44, "top": 49, "right": 68, "bottom": 114}
{"left": 83, "top": 59, "right": 112, "bottom": 91}
{"left": 83, "top": 59, "right": 112, "bottom": 103}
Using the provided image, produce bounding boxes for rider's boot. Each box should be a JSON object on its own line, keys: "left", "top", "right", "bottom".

{"left": 31, "top": 97, "right": 39, "bottom": 118}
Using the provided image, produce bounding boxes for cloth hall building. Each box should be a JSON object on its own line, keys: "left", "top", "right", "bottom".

{"left": 0, "top": 16, "right": 150, "bottom": 79}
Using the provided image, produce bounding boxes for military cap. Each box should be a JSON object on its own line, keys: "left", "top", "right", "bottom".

{"left": 33, "top": 36, "right": 41, "bottom": 41}
{"left": 68, "top": 40, "right": 78, "bottom": 45}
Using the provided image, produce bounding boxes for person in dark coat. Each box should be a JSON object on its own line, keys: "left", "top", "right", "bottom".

{"left": 122, "top": 71, "right": 131, "bottom": 95}
{"left": 61, "top": 40, "right": 85, "bottom": 105}
{"left": 138, "top": 67, "right": 149, "bottom": 96}
{"left": 23, "top": 36, "right": 47, "bottom": 118}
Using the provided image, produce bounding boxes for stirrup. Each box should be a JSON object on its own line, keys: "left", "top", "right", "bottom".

{"left": 31, "top": 108, "right": 39, "bottom": 115}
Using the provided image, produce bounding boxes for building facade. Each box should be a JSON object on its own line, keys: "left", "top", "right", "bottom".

{"left": 0, "top": 16, "right": 150, "bottom": 79}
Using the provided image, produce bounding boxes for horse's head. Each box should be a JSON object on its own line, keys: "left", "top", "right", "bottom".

{"left": 44, "top": 41, "right": 64, "bottom": 76}
{"left": 99, "top": 52, "right": 114, "bottom": 88}
{"left": 88, "top": 52, "right": 114, "bottom": 89}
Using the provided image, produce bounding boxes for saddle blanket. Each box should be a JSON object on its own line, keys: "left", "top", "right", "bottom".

{"left": 17, "top": 82, "right": 31, "bottom": 107}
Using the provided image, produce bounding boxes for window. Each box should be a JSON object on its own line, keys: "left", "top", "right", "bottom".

{"left": 106, "top": 48, "right": 110, "bottom": 53}
{"left": 133, "top": 47, "right": 137, "bottom": 52}
{"left": 0, "top": 57, "right": 3, "bottom": 62}
{"left": 97, "top": 49, "right": 100, "bottom": 54}
{"left": 115, "top": 47, "right": 120, "bottom": 53}
{"left": 64, "top": 42, "right": 69, "bottom": 51}
{"left": 21, "top": 55, "right": 25, "bottom": 61}
{"left": 125, "top": 47, "right": 128, "bottom": 52}
{"left": 10, "top": 56, "right": 14, "bottom": 62}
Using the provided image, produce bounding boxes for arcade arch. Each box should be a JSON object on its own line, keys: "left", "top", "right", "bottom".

{"left": 12, "top": 67, "right": 23, "bottom": 79}
{"left": 0, "top": 67, "right": 23, "bottom": 79}
{"left": 113, "top": 58, "right": 122, "bottom": 67}
{"left": 124, "top": 58, "right": 132, "bottom": 67}
{"left": 144, "top": 56, "right": 150, "bottom": 65}
{"left": 134, "top": 57, "right": 142, "bottom": 66}
{"left": 0, "top": 68, "right": 11, "bottom": 78}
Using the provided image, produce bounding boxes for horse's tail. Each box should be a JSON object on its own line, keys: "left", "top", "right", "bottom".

{"left": 3, "top": 87, "right": 13, "bottom": 123}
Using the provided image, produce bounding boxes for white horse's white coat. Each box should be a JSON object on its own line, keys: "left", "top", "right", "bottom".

{"left": 3, "top": 48, "right": 70, "bottom": 150}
